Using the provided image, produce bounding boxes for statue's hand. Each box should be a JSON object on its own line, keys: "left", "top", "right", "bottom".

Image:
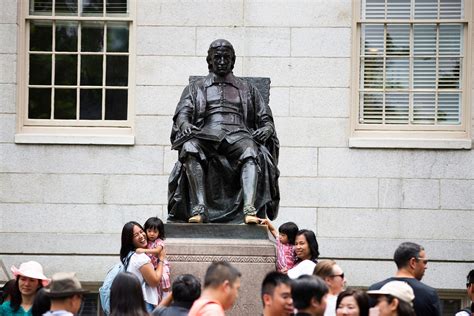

{"left": 252, "top": 126, "right": 273, "bottom": 143}
{"left": 181, "top": 122, "right": 200, "bottom": 136}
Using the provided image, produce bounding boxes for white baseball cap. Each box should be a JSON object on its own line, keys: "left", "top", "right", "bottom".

{"left": 367, "top": 281, "right": 415, "bottom": 306}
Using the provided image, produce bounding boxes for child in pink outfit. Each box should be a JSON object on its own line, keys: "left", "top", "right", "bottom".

{"left": 136, "top": 217, "right": 171, "bottom": 304}
{"left": 260, "top": 219, "right": 298, "bottom": 273}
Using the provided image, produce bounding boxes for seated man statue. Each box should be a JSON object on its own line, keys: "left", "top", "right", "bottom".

{"left": 168, "top": 39, "right": 280, "bottom": 224}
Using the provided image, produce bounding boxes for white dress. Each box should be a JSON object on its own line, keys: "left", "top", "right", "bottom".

{"left": 126, "top": 252, "right": 159, "bottom": 305}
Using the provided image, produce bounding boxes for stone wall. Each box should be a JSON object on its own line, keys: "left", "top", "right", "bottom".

{"left": 0, "top": 0, "right": 472, "bottom": 296}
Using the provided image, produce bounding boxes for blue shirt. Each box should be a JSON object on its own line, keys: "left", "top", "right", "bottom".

{"left": 0, "top": 301, "right": 32, "bottom": 316}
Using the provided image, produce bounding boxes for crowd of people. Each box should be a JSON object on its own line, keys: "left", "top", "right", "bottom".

{"left": 1, "top": 218, "right": 472, "bottom": 316}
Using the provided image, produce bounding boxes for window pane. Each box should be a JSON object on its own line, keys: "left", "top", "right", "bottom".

{"left": 56, "top": 21, "right": 78, "bottom": 52}
{"left": 386, "top": 24, "right": 410, "bottom": 55}
{"left": 440, "top": 0, "right": 463, "bottom": 19}
{"left": 413, "top": 24, "right": 436, "bottom": 56}
{"left": 414, "top": 58, "right": 436, "bottom": 89}
{"left": 105, "top": 89, "right": 127, "bottom": 120}
{"left": 413, "top": 93, "right": 436, "bottom": 124}
{"left": 81, "top": 55, "right": 103, "bottom": 86}
{"left": 106, "top": 56, "right": 128, "bottom": 86}
{"left": 80, "top": 89, "right": 102, "bottom": 119}
{"left": 385, "top": 93, "right": 409, "bottom": 124}
{"left": 438, "top": 93, "right": 460, "bottom": 124}
{"left": 362, "top": 24, "right": 384, "bottom": 55}
{"left": 55, "top": 88, "right": 76, "bottom": 119}
{"left": 82, "top": 0, "right": 104, "bottom": 16}
{"left": 55, "top": 55, "right": 78, "bottom": 85}
{"left": 361, "top": 57, "right": 384, "bottom": 89}
{"left": 387, "top": 0, "right": 411, "bottom": 19}
{"left": 28, "top": 88, "right": 51, "bottom": 119}
{"left": 29, "top": 54, "right": 52, "bottom": 85}
{"left": 106, "top": 0, "right": 127, "bottom": 14}
{"left": 438, "top": 58, "right": 461, "bottom": 89}
{"left": 364, "top": 0, "right": 385, "bottom": 19}
{"left": 414, "top": 0, "right": 438, "bottom": 19}
{"left": 386, "top": 58, "right": 409, "bottom": 89}
{"left": 30, "top": 21, "right": 52, "bottom": 51}
{"left": 360, "top": 93, "right": 383, "bottom": 124}
{"left": 81, "top": 22, "right": 104, "bottom": 52}
{"left": 55, "top": 0, "right": 78, "bottom": 16}
{"left": 439, "top": 24, "right": 462, "bottom": 55}
{"left": 30, "top": 0, "right": 52, "bottom": 15}
{"left": 107, "top": 22, "right": 129, "bottom": 52}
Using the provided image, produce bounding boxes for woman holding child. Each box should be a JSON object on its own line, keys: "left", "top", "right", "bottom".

{"left": 287, "top": 229, "right": 320, "bottom": 279}
{"left": 120, "top": 221, "right": 166, "bottom": 312}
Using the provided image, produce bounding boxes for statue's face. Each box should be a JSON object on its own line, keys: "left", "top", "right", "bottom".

{"left": 210, "top": 47, "right": 234, "bottom": 76}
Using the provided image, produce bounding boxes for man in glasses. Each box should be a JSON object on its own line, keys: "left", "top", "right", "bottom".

{"left": 368, "top": 241, "right": 441, "bottom": 316}
{"left": 313, "top": 260, "right": 346, "bottom": 316}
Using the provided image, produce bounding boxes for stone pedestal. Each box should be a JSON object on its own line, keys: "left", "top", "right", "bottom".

{"left": 165, "top": 223, "right": 276, "bottom": 315}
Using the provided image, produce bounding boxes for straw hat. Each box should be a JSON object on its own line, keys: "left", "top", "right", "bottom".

{"left": 44, "top": 272, "right": 88, "bottom": 298}
{"left": 11, "top": 261, "right": 49, "bottom": 286}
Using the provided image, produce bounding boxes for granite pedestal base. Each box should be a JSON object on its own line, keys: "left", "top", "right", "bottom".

{"left": 165, "top": 223, "right": 276, "bottom": 315}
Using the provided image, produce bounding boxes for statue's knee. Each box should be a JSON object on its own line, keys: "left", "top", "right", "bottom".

{"left": 241, "top": 157, "right": 257, "bottom": 167}
{"left": 183, "top": 154, "right": 200, "bottom": 168}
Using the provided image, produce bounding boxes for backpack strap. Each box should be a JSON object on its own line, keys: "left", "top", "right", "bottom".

{"left": 124, "top": 251, "right": 134, "bottom": 271}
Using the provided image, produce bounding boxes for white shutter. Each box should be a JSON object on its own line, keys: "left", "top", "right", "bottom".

{"left": 387, "top": 0, "right": 411, "bottom": 19}
{"left": 415, "top": 0, "right": 438, "bottom": 19}
{"left": 413, "top": 93, "right": 436, "bottom": 124}
{"left": 438, "top": 93, "right": 461, "bottom": 123}
{"left": 364, "top": 0, "right": 385, "bottom": 19}
{"left": 440, "top": 0, "right": 463, "bottom": 19}
{"left": 361, "top": 93, "right": 384, "bottom": 123}
{"left": 385, "top": 93, "right": 409, "bottom": 123}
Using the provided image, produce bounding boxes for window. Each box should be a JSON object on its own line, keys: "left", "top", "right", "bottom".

{"left": 350, "top": 0, "right": 471, "bottom": 148}
{"left": 15, "top": 0, "right": 135, "bottom": 145}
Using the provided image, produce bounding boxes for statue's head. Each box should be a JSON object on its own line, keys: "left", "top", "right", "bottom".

{"left": 207, "top": 39, "right": 236, "bottom": 76}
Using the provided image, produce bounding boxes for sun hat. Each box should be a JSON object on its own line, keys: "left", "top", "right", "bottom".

{"left": 44, "top": 272, "right": 88, "bottom": 298}
{"left": 367, "top": 281, "right": 415, "bottom": 306}
{"left": 11, "top": 261, "right": 50, "bottom": 286}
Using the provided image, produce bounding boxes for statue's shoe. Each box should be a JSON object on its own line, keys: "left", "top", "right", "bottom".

{"left": 188, "top": 214, "right": 204, "bottom": 223}
{"left": 244, "top": 215, "right": 259, "bottom": 225}
{"left": 188, "top": 205, "right": 208, "bottom": 223}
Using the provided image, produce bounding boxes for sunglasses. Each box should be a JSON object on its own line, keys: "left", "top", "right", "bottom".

{"left": 331, "top": 273, "right": 345, "bottom": 279}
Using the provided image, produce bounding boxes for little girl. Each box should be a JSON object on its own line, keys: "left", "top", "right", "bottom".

{"left": 260, "top": 219, "right": 299, "bottom": 273}
{"left": 136, "top": 217, "right": 171, "bottom": 303}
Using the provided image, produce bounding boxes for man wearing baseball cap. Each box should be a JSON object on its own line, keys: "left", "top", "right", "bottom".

{"left": 43, "top": 272, "right": 88, "bottom": 316}
{"left": 367, "top": 281, "right": 416, "bottom": 316}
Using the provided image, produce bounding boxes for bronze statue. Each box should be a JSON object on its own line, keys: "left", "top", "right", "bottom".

{"left": 168, "top": 39, "right": 280, "bottom": 224}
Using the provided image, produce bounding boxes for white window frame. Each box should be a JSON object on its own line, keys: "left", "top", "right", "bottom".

{"left": 15, "top": 0, "right": 136, "bottom": 145}
{"left": 350, "top": 0, "right": 472, "bottom": 149}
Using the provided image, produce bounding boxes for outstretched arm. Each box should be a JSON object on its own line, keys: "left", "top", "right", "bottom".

{"left": 260, "top": 218, "right": 278, "bottom": 239}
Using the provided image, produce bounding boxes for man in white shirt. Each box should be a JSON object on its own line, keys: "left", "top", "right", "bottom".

{"left": 313, "top": 260, "right": 346, "bottom": 316}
